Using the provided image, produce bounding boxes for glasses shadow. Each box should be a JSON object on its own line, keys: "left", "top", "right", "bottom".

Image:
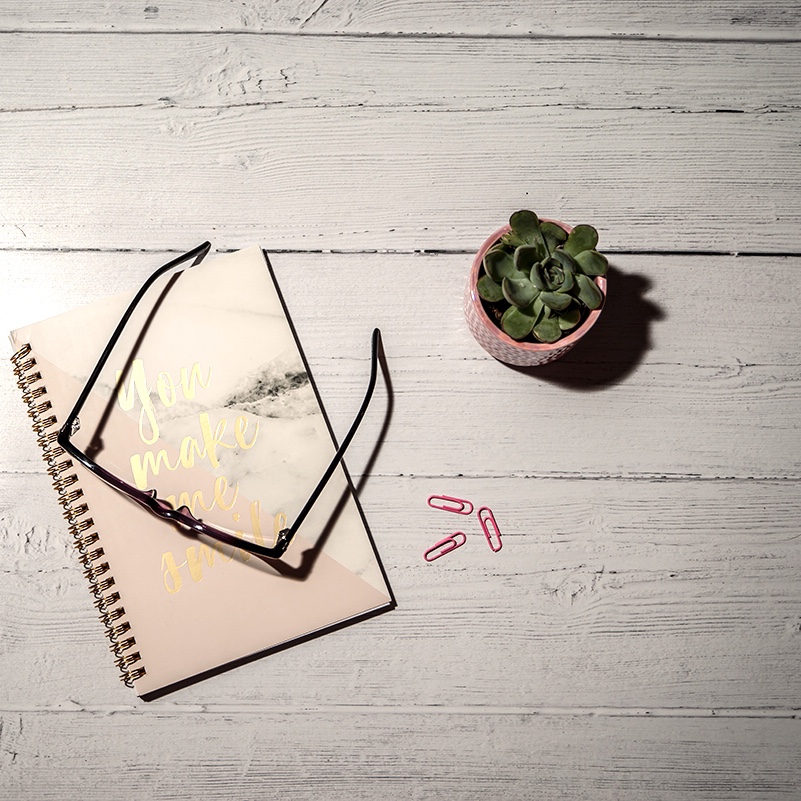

{"left": 265, "top": 338, "right": 395, "bottom": 599}
{"left": 509, "top": 265, "right": 664, "bottom": 389}
{"left": 84, "top": 272, "right": 183, "bottom": 459}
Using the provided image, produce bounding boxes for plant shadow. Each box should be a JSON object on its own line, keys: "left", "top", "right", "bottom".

{"left": 509, "top": 265, "right": 664, "bottom": 390}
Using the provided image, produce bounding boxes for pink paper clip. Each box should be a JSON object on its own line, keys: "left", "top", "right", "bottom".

{"left": 477, "top": 507, "right": 502, "bottom": 552}
{"left": 424, "top": 532, "right": 467, "bottom": 562}
{"left": 427, "top": 494, "right": 474, "bottom": 515}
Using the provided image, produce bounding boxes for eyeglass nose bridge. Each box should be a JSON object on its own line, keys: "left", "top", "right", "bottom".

{"left": 136, "top": 488, "right": 298, "bottom": 559}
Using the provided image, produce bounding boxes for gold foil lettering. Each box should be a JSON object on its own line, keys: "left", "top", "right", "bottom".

{"left": 116, "top": 359, "right": 146, "bottom": 412}
{"left": 165, "top": 487, "right": 212, "bottom": 515}
{"left": 186, "top": 543, "right": 216, "bottom": 582}
{"left": 161, "top": 552, "right": 185, "bottom": 594}
{"left": 156, "top": 371, "right": 178, "bottom": 408}
{"left": 160, "top": 503, "right": 288, "bottom": 595}
{"left": 155, "top": 363, "right": 211, "bottom": 408}
{"left": 118, "top": 360, "right": 212, "bottom": 447}
{"left": 126, "top": 360, "right": 276, "bottom": 592}
{"left": 117, "top": 360, "right": 160, "bottom": 443}
{"left": 163, "top": 477, "right": 239, "bottom": 518}
{"left": 130, "top": 448, "right": 180, "bottom": 490}
{"left": 181, "top": 363, "right": 212, "bottom": 399}
{"left": 251, "top": 500, "right": 264, "bottom": 546}
{"left": 234, "top": 416, "right": 259, "bottom": 449}
{"left": 137, "top": 407, "right": 159, "bottom": 445}
{"left": 177, "top": 430, "right": 208, "bottom": 467}
{"left": 129, "top": 417, "right": 255, "bottom": 490}
{"left": 214, "top": 476, "right": 239, "bottom": 510}
{"left": 197, "top": 413, "right": 224, "bottom": 468}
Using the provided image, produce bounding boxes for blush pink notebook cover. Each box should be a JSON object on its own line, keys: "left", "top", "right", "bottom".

{"left": 10, "top": 246, "right": 393, "bottom": 697}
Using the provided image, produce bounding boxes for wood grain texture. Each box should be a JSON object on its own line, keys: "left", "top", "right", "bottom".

{"left": 1, "top": 470, "right": 799, "bottom": 709}
{"left": 3, "top": 35, "right": 799, "bottom": 113}
{"left": 0, "top": 36, "right": 799, "bottom": 252}
{"left": 0, "top": 0, "right": 799, "bottom": 37}
{"left": 2, "top": 711, "right": 800, "bottom": 801}
{"left": 4, "top": 252, "right": 801, "bottom": 479}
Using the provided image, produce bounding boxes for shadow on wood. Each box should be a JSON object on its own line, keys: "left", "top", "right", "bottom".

{"left": 510, "top": 265, "right": 664, "bottom": 390}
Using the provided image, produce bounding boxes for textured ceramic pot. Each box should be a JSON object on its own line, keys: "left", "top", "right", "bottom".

{"left": 463, "top": 220, "right": 607, "bottom": 367}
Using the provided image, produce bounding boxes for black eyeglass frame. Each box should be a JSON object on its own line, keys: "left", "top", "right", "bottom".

{"left": 57, "top": 243, "right": 381, "bottom": 560}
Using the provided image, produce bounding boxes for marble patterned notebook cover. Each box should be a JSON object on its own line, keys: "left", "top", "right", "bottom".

{"left": 9, "top": 246, "right": 393, "bottom": 697}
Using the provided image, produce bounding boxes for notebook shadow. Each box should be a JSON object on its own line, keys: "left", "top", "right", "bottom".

{"left": 509, "top": 265, "right": 663, "bottom": 389}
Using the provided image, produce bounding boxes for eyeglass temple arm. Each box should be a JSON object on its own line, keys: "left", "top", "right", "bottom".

{"left": 59, "top": 242, "right": 212, "bottom": 439}
{"left": 282, "top": 327, "right": 382, "bottom": 542}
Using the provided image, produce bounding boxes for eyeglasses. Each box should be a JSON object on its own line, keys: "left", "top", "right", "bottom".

{"left": 57, "top": 243, "right": 381, "bottom": 559}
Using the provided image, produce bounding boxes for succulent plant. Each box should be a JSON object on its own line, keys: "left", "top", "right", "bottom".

{"left": 477, "top": 210, "right": 608, "bottom": 343}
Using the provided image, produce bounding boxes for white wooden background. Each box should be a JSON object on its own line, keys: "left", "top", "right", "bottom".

{"left": 1, "top": 2, "right": 800, "bottom": 798}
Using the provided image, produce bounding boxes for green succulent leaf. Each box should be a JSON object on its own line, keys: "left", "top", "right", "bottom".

{"left": 502, "top": 276, "right": 540, "bottom": 308}
{"left": 509, "top": 210, "right": 541, "bottom": 246}
{"left": 539, "top": 290, "right": 572, "bottom": 311}
{"left": 563, "top": 224, "right": 599, "bottom": 256}
{"left": 529, "top": 296, "right": 546, "bottom": 324}
{"left": 481, "top": 214, "right": 605, "bottom": 346}
{"left": 499, "top": 230, "right": 526, "bottom": 249}
{"left": 575, "top": 249, "right": 608, "bottom": 276}
{"left": 532, "top": 315, "right": 562, "bottom": 343}
{"left": 549, "top": 251, "right": 576, "bottom": 292}
{"left": 530, "top": 262, "right": 546, "bottom": 290}
{"left": 514, "top": 243, "right": 547, "bottom": 272}
{"left": 501, "top": 306, "right": 536, "bottom": 340}
{"left": 477, "top": 274, "right": 505, "bottom": 302}
{"left": 535, "top": 259, "right": 572, "bottom": 292}
{"left": 540, "top": 221, "right": 567, "bottom": 254}
{"left": 550, "top": 249, "right": 577, "bottom": 273}
{"left": 576, "top": 273, "right": 604, "bottom": 310}
{"left": 557, "top": 307, "right": 582, "bottom": 330}
{"left": 484, "top": 248, "right": 516, "bottom": 282}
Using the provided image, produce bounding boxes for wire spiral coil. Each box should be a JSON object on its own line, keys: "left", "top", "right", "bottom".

{"left": 11, "top": 344, "right": 146, "bottom": 687}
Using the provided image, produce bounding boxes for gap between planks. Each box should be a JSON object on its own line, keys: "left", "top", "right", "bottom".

{"left": 0, "top": 703, "right": 799, "bottom": 719}
{"left": 3, "top": 469, "right": 801, "bottom": 483}
{"left": 0, "top": 29, "right": 800, "bottom": 44}
{"left": 3, "top": 247, "right": 801, "bottom": 258}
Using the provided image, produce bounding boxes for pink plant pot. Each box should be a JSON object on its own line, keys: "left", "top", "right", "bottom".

{"left": 463, "top": 220, "right": 607, "bottom": 367}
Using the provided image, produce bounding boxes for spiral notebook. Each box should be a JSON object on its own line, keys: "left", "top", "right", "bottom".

{"left": 9, "top": 246, "right": 393, "bottom": 698}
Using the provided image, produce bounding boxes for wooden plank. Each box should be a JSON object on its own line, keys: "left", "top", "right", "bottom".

{"left": 0, "top": 0, "right": 799, "bottom": 37}
{"left": 4, "top": 251, "right": 799, "bottom": 366}
{"left": 0, "top": 103, "right": 799, "bottom": 252}
{"left": 4, "top": 252, "right": 801, "bottom": 479}
{"left": 1, "top": 472, "right": 799, "bottom": 708}
{"left": 2, "top": 35, "right": 799, "bottom": 114}
{"left": 0, "top": 710, "right": 799, "bottom": 801}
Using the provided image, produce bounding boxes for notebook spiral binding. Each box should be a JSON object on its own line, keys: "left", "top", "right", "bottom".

{"left": 11, "top": 344, "right": 146, "bottom": 687}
